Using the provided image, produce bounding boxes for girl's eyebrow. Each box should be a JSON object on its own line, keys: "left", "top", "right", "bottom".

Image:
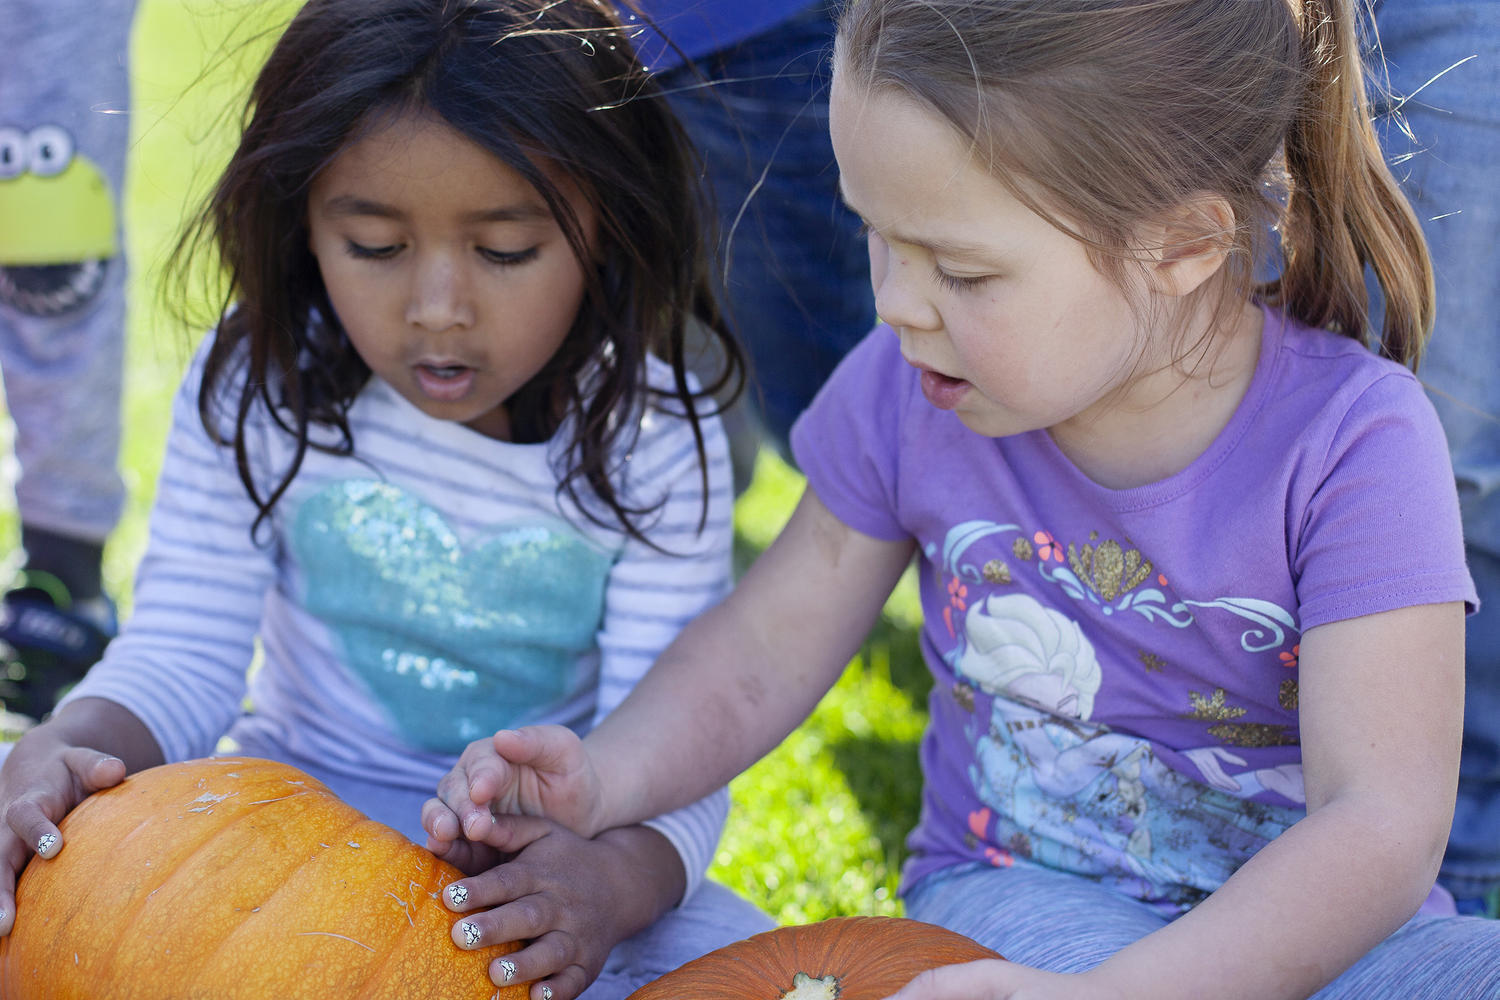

{"left": 837, "top": 181, "right": 998, "bottom": 264}
{"left": 319, "top": 194, "right": 550, "bottom": 224}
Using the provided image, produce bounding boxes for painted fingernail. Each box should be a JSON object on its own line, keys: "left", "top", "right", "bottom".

{"left": 36, "top": 834, "right": 57, "bottom": 858}
{"left": 460, "top": 921, "right": 481, "bottom": 948}
{"left": 447, "top": 883, "right": 468, "bottom": 907}
{"left": 541, "top": 986, "right": 553, "bottom": 1000}
{"left": 500, "top": 959, "right": 517, "bottom": 983}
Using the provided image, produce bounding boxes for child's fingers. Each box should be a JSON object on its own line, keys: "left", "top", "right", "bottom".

{"left": 60, "top": 748, "right": 126, "bottom": 801}
{"left": 440, "top": 821, "right": 554, "bottom": 913}
{"left": 61, "top": 747, "right": 125, "bottom": 786}
{"left": 882, "top": 960, "right": 1014, "bottom": 1000}
{"left": 492, "top": 725, "right": 581, "bottom": 775}
{"left": 463, "top": 752, "right": 515, "bottom": 811}
{"left": 520, "top": 945, "right": 590, "bottom": 1000}
{"left": 3, "top": 799, "right": 63, "bottom": 864}
{"left": 462, "top": 923, "right": 584, "bottom": 1000}
{"left": 451, "top": 890, "right": 548, "bottom": 953}
{"left": 421, "top": 795, "right": 461, "bottom": 843}
{"left": 477, "top": 813, "right": 555, "bottom": 854}
{"left": 433, "top": 759, "right": 499, "bottom": 839}
{"left": 428, "top": 837, "right": 504, "bottom": 877}
{"left": 2, "top": 755, "right": 119, "bottom": 867}
{"left": 0, "top": 834, "right": 26, "bottom": 936}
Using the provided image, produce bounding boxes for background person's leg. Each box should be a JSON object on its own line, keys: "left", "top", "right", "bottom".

{"left": 1368, "top": 0, "right": 1500, "bottom": 914}
{"left": 0, "top": 0, "right": 136, "bottom": 718}
{"left": 661, "top": 1, "right": 875, "bottom": 491}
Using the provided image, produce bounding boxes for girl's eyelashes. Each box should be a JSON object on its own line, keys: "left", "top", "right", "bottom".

{"left": 344, "top": 239, "right": 401, "bottom": 260}
{"left": 341, "top": 240, "right": 540, "bottom": 267}
{"left": 477, "top": 245, "right": 539, "bottom": 267}
{"left": 932, "top": 266, "right": 991, "bottom": 293}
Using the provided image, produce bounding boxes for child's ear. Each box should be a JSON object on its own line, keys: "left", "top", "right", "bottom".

{"left": 1140, "top": 195, "right": 1236, "bottom": 298}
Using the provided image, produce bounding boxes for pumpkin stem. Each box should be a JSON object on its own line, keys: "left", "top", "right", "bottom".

{"left": 780, "top": 971, "right": 840, "bottom": 1000}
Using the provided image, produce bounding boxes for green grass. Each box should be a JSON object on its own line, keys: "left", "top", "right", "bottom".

{"left": 4, "top": 0, "right": 931, "bottom": 924}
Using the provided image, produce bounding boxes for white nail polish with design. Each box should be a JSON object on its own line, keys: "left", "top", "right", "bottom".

{"left": 461, "top": 921, "right": 481, "bottom": 948}
{"left": 447, "top": 883, "right": 468, "bottom": 907}
{"left": 36, "top": 833, "right": 58, "bottom": 858}
{"left": 499, "top": 959, "right": 517, "bottom": 983}
{"left": 541, "top": 986, "right": 553, "bottom": 1000}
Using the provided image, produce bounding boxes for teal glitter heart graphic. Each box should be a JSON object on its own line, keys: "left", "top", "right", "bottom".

{"left": 292, "top": 480, "right": 615, "bottom": 752}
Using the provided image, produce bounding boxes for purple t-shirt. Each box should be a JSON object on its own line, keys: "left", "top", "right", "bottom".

{"left": 791, "top": 305, "right": 1474, "bottom": 914}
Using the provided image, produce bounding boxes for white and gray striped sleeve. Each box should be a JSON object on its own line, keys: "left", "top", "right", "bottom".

{"left": 60, "top": 354, "right": 276, "bottom": 762}
{"left": 591, "top": 403, "right": 736, "bottom": 902}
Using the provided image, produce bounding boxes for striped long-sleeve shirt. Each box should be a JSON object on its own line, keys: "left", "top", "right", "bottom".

{"left": 66, "top": 341, "right": 734, "bottom": 896}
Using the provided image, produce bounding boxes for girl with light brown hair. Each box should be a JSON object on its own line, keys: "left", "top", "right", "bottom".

{"left": 430, "top": 1, "right": 1500, "bottom": 995}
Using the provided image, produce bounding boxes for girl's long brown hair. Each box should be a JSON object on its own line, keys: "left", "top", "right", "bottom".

{"left": 170, "top": 0, "right": 742, "bottom": 544}
{"left": 836, "top": 0, "right": 1433, "bottom": 368}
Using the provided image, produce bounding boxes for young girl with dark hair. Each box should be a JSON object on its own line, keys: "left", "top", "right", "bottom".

{"left": 0, "top": 1, "right": 771, "bottom": 996}
{"left": 432, "top": 0, "right": 1500, "bottom": 995}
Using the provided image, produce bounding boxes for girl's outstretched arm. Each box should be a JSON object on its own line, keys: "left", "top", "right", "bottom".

{"left": 427, "top": 486, "right": 915, "bottom": 844}
{"left": 0, "top": 696, "right": 163, "bottom": 936}
{"left": 571, "top": 485, "right": 914, "bottom": 837}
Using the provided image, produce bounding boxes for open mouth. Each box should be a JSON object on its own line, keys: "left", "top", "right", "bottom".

{"left": 420, "top": 363, "right": 469, "bottom": 379}
{"left": 413, "top": 362, "right": 476, "bottom": 403}
{"left": 918, "top": 368, "right": 970, "bottom": 410}
{"left": 0, "top": 260, "right": 109, "bottom": 318}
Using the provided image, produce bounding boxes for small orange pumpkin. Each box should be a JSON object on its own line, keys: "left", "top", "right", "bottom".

{"left": 0, "top": 757, "right": 525, "bottom": 999}
{"left": 625, "top": 915, "right": 1003, "bottom": 1000}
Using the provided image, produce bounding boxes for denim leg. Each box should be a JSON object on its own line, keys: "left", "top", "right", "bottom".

{"left": 1446, "top": 549, "right": 1500, "bottom": 901}
{"left": 660, "top": 1, "right": 876, "bottom": 455}
{"left": 1310, "top": 912, "right": 1500, "bottom": 999}
{"left": 903, "top": 863, "right": 1168, "bottom": 972}
{"left": 1368, "top": 1, "right": 1500, "bottom": 902}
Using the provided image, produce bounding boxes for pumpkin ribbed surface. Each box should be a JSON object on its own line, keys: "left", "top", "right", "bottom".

{"left": 0, "top": 757, "right": 525, "bottom": 999}
{"left": 624, "top": 915, "right": 1003, "bottom": 1000}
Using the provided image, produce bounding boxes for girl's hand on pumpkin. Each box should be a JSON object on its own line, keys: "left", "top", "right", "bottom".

{"left": 425, "top": 725, "right": 603, "bottom": 849}
{"left": 0, "top": 736, "right": 126, "bottom": 936}
{"left": 884, "top": 959, "right": 1128, "bottom": 1000}
{"left": 439, "top": 821, "right": 686, "bottom": 1000}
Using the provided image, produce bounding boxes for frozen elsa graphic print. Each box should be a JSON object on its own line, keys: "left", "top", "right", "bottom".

{"left": 941, "top": 521, "right": 1308, "bottom": 912}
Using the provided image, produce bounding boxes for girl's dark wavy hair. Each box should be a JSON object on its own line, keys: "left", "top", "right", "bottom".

{"left": 172, "top": 0, "right": 742, "bottom": 544}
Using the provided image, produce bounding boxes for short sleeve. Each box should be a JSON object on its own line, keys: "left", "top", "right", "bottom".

{"left": 1293, "top": 371, "right": 1476, "bottom": 629}
{"left": 789, "top": 326, "right": 910, "bottom": 541}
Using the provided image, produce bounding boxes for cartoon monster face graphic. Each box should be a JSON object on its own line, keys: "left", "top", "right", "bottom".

{"left": 0, "top": 124, "right": 118, "bottom": 317}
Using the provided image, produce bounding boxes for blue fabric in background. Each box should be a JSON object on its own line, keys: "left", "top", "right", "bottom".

{"left": 623, "top": 0, "right": 815, "bottom": 69}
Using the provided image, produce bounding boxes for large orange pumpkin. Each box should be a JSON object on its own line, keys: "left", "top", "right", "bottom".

{"left": 0, "top": 757, "right": 526, "bottom": 999}
{"left": 624, "top": 915, "right": 1003, "bottom": 1000}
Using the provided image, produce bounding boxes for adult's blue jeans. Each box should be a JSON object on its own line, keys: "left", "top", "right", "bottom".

{"left": 1367, "top": 1, "right": 1500, "bottom": 906}
{"left": 659, "top": 1, "right": 876, "bottom": 460}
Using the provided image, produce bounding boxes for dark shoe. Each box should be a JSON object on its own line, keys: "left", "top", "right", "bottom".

{"left": 0, "top": 571, "right": 115, "bottom": 721}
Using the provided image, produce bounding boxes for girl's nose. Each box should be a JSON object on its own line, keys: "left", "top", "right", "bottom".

{"left": 405, "top": 255, "right": 475, "bottom": 332}
{"left": 868, "top": 233, "right": 940, "bottom": 333}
